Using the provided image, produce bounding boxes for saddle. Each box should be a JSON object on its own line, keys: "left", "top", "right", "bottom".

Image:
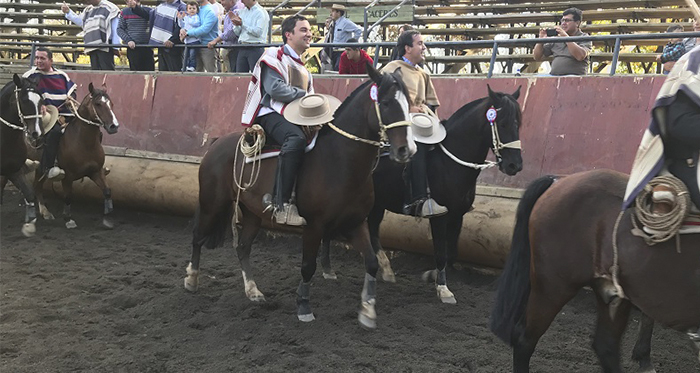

{"left": 243, "top": 124, "right": 322, "bottom": 164}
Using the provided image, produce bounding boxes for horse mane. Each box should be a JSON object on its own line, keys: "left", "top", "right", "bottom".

{"left": 0, "top": 80, "right": 16, "bottom": 100}
{"left": 444, "top": 91, "right": 521, "bottom": 129}
{"left": 333, "top": 72, "right": 408, "bottom": 120}
{"left": 333, "top": 80, "right": 374, "bottom": 119}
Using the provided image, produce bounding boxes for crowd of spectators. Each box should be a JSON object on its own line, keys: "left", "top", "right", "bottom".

{"left": 55, "top": 2, "right": 698, "bottom": 76}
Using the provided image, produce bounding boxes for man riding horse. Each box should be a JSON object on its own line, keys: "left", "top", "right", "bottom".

{"left": 22, "top": 47, "right": 77, "bottom": 182}
{"left": 381, "top": 30, "right": 448, "bottom": 218}
{"left": 241, "top": 15, "right": 316, "bottom": 226}
{"left": 624, "top": 45, "right": 700, "bottom": 213}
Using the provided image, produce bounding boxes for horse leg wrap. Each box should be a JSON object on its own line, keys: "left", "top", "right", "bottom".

{"left": 103, "top": 189, "right": 113, "bottom": 215}
{"left": 24, "top": 199, "right": 36, "bottom": 223}
{"left": 296, "top": 281, "right": 314, "bottom": 322}
{"left": 359, "top": 273, "right": 378, "bottom": 329}
{"left": 437, "top": 268, "right": 447, "bottom": 286}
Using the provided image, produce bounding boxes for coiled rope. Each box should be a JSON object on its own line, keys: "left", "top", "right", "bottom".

{"left": 231, "top": 125, "right": 266, "bottom": 239}
{"left": 631, "top": 175, "right": 690, "bottom": 246}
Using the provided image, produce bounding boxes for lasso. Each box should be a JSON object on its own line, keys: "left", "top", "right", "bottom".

{"left": 631, "top": 175, "right": 690, "bottom": 247}
{"left": 231, "top": 124, "right": 266, "bottom": 237}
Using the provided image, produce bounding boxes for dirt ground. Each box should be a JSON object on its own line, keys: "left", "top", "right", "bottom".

{"left": 1, "top": 188, "right": 698, "bottom": 373}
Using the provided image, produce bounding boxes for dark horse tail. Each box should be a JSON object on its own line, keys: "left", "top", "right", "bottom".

{"left": 192, "top": 203, "right": 233, "bottom": 250}
{"left": 490, "top": 175, "right": 557, "bottom": 346}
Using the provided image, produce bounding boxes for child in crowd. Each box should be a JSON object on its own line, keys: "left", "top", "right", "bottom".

{"left": 178, "top": 1, "right": 201, "bottom": 72}
{"left": 658, "top": 24, "right": 686, "bottom": 74}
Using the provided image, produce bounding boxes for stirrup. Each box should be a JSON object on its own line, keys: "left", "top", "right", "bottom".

{"left": 274, "top": 203, "right": 306, "bottom": 226}
{"left": 47, "top": 166, "right": 65, "bottom": 182}
{"left": 420, "top": 198, "right": 448, "bottom": 218}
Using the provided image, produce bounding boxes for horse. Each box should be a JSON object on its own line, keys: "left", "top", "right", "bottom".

{"left": 490, "top": 169, "right": 700, "bottom": 372}
{"left": 184, "top": 65, "right": 415, "bottom": 329}
{"left": 34, "top": 83, "right": 120, "bottom": 230}
{"left": 1, "top": 74, "right": 45, "bottom": 237}
{"left": 319, "top": 85, "right": 523, "bottom": 304}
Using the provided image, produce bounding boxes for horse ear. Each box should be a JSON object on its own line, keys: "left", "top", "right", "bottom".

{"left": 512, "top": 85, "right": 522, "bottom": 100}
{"left": 487, "top": 84, "right": 499, "bottom": 105}
{"left": 89, "top": 82, "right": 95, "bottom": 95}
{"left": 366, "top": 62, "right": 382, "bottom": 85}
{"left": 13, "top": 73, "right": 22, "bottom": 87}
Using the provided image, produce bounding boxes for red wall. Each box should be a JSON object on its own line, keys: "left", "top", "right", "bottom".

{"left": 69, "top": 72, "right": 666, "bottom": 189}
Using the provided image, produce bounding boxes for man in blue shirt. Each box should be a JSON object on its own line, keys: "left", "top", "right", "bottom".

{"left": 230, "top": 0, "right": 269, "bottom": 72}
{"left": 180, "top": 0, "right": 219, "bottom": 72}
{"left": 328, "top": 4, "right": 362, "bottom": 71}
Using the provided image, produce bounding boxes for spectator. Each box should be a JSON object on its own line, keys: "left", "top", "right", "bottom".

{"left": 231, "top": 0, "right": 269, "bottom": 73}
{"left": 390, "top": 24, "right": 413, "bottom": 61}
{"left": 209, "top": 0, "right": 226, "bottom": 71}
{"left": 381, "top": 30, "right": 447, "bottom": 218}
{"left": 178, "top": 1, "right": 202, "bottom": 72}
{"left": 118, "top": 0, "right": 155, "bottom": 71}
{"left": 208, "top": 0, "right": 241, "bottom": 72}
{"left": 22, "top": 47, "right": 77, "bottom": 181}
{"left": 533, "top": 7, "right": 592, "bottom": 76}
{"left": 128, "top": 0, "right": 186, "bottom": 72}
{"left": 320, "top": 16, "right": 334, "bottom": 72}
{"left": 683, "top": 19, "right": 700, "bottom": 52}
{"left": 62, "top": 0, "right": 121, "bottom": 70}
{"left": 338, "top": 38, "right": 374, "bottom": 74}
{"left": 657, "top": 24, "right": 686, "bottom": 74}
{"left": 180, "top": 0, "right": 219, "bottom": 72}
{"left": 328, "top": 4, "right": 362, "bottom": 71}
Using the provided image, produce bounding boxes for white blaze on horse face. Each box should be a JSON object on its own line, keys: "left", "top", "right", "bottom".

{"left": 394, "top": 90, "right": 417, "bottom": 156}
{"left": 28, "top": 91, "right": 42, "bottom": 134}
{"left": 101, "top": 96, "right": 119, "bottom": 128}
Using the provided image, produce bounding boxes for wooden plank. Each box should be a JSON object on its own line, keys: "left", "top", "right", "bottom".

{"left": 0, "top": 33, "right": 83, "bottom": 42}
{"left": 0, "top": 11, "right": 67, "bottom": 20}
{"left": 415, "top": 9, "right": 694, "bottom": 25}
{"left": 415, "top": 0, "right": 687, "bottom": 15}
{"left": 418, "top": 22, "right": 694, "bottom": 35}
{"left": 377, "top": 52, "right": 661, "bottom": 63}
{"left": 0, "top": 22, "right": 81, "bottom": 32}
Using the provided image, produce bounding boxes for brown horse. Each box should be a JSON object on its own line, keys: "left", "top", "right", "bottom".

{"left": 184, "top": 66, "right": 414, "bottom": 329}
{"left": 34, "top": 83, "right": 120, "bottom": 230}
{"left": 491, "top": 169, "right": 700, "bottom": 372}
{"left": 1, "top": 74, "right": 45, "bottom": 237}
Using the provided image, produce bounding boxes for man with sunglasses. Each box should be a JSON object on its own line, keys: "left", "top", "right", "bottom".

{"left": 533, "top": 7, "right": 591, "bottom": 76}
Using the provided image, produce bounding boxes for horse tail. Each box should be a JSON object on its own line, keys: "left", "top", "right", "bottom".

{"left": 192, "top": 202, "right": 233, "bottom": 250}
{"left": 490, "top": 175, "right": 557, "bottom": 346}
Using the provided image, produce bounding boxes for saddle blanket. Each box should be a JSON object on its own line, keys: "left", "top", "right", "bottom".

{"left": 244, "top": 132, "right": 319, "bottom": 164}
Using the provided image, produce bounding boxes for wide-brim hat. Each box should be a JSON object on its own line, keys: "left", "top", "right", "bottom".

{"left": 284, "top": 94, "right": 342, "bottom": 126}
{"left": 331, "top": 4, "right": 346, "bottom": 11}
{"left": 410, "top": 113, "right": 446, "bottom": 144}
{"left": 41, "top": 105, "right": 60, "bottom": 133}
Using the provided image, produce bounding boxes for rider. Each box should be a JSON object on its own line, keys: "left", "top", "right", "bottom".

{"left": 23, "top": 47, "right": 76, "bottom": 181}
{"left": 381, "top": 30, "right": 448, "bottom": 218}
{"left": 623, "top": 46, "right": 700, "bottom": 212}
{"left": 240, "top": 15, "right": 313, "bottom": 226}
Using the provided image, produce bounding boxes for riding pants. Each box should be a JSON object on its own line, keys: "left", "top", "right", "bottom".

{"left": 257, "top": 112, "right": 306, "bottom": 207}
{"left": 40, "top": 125, "right": 62, "bottom": 175}
{"left": 406, "top": 142, "right": 431, "bottom": 203}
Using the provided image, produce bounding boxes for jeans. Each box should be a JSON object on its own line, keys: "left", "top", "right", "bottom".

{"left": 185, "top": 42, "right": 199, "bottom": 71}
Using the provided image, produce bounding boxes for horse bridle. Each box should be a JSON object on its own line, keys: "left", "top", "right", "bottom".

{"left": 0, "top": 88, "right": 43, "bottom": 132}
{"left": 439, "top": 104, "right": 521, "bottom": 170}
{"left": 67, "top": 94, "right": 107, "bottom": 127}
{"left": 326, "top": 84, "right": 411, "bottom": 148}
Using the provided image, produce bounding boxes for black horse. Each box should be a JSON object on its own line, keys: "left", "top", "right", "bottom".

{"left": 320, "top": 85, "right": 523, "bottom": 304}
{"left": 0, "top": 74, "right": 45, "bottom": 237}
{"left": 184, "top": 66, "right": 415, "bottom": 328}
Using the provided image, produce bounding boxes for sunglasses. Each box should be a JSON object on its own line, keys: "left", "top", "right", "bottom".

{"left": 560, "top": 18, "right": 576, "bottom": 23}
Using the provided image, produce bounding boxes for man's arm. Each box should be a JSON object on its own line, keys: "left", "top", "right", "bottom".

{"left": 566, "top": 41, "right": 589, "bottom": 61}
{"left": 130, "top": 3, "right": 151, "bottom": 20}
{"left": 117, "top": 13, "right": 131, "bottom": 42}
{"left": 338, "top": 52, "right": 349, "bottom": 74}
{"left": 261, "top": 64, "right": 306, "bottom": 103}
{"left": 533, "top": 28, "right": 548, "bottom": 61}
{"left": 348, "top": 20, "right": 362, "bottom": 40}
{"left": 186, "top": 8, "right": 217, "bottom": 38}
{"left": 240, "top": 7, "right": 268, "bottom": 38}
{"left": 64, "top": 10, "right": 84, "bottom": 27}
{"left": 110, "top": 17, "right": 122, "bottom": 45}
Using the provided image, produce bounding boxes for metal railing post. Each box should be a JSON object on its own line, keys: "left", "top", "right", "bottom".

{"left": 487, "top": 42, "right": 498, "bottom": 78}
{"left": 365, "top": 0, "right": 410, "bottom": 40}
{"left": 182, "top": 45, "right": 188, "bottom": 72}
{"left": 363, "top": 0, "right": 379, "bottom": 41}
{"left": 609, "top": 37, "right": 621, "bottom": 76}
{"left": 374, "top": 42, "right": 380, "bottom": 68}
{"left": 29, "top": 42, "right": 37, "bottom": 67}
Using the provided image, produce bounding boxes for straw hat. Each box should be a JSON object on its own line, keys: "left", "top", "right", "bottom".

{"left": 331, "top": 4, "right": 346, "bottom": 11}
{"left": 41, "top": 105, "right": 60, "bottom": 133}
{"left": 410, "top": 113, "right": 446, "bottom": 144}
{"left": 284, "top": 94, "right": 342, "bottom": 126}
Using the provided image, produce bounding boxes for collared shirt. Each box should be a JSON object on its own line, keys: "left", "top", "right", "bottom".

{"left": 220, "top": 12, "right": 238, "bottom": 45}
{"left": 542, "top": 29, "right": 592, "bottom": 76}
{"left": 401, "top": 56, "right": 415, "bottom": 67}
{"left": 331, "top": 16, "right": 362, "bottom": 46}
{"left": 22, "top": 67, "right": 76, "bottom": 117}
{"left": 234, "top": 3, "right": 268, "bottom": 44}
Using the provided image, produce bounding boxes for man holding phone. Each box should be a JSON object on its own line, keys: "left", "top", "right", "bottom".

{"left": 533, "top": 7, "right": 592, "bottom": 76}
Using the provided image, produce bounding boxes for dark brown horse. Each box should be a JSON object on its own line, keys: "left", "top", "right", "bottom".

{"left": 34, "top": 83, "right": 119, "bottom": 230}
{"left": 184, "top": 66, "right": 414, "bottom": 329}
{"left": 491, "top": 169, "right": 700, "bottom": 372}
{"left": 320, "top": 86, "right": 523, "bottom": 304}
{"left": 1, "top": 74, "right": 45, "bottom": 237}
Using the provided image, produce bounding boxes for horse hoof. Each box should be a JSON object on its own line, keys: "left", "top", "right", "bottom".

{"left": 358, "top": 313, "right": 377, "bottom": 329}
{"left": 437, "top": 285, "right": 457, "bottom": 304}
{"left": 102, "top": 218, "right": 114, "bottom": 229}
{"left": 247, "top": 293, "right": 266, "bottom": 302}
{"left": 322, "top": 271, "right": 338, "bottom": 280}
{"left": 65, "top": 220, "right": 77, "bottom": 229}
{"left": 298, "top": 313, "right": 315, "bottom": 322}
{"left": 421, "top": 269, "right": 437, "bottom": 283}
{"left": 381, "top": 272, "right": 396, "bottom": 283}
{"left": 21, "top": 222, "right": 36, "bottom": 237}
{"left": 184, "top": 277, "right": 198, "bottom": 292}
{"left": 42, "top": 212, "right": 55, "bottom": 220}
{"left": 440, "top": 296, "right": 457, "bottom": 305}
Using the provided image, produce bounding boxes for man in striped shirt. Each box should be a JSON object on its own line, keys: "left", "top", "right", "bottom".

{"left": 128, "top": 0, "right": 187, "bottom": 71}
{"left": 62, "top": 0, "right": 121, "bottom": 70}
{"left": 23, "top": 47, "right": 77, "bottom": 181}
{"left": 118, "top": 0, "right": 155, "bottom": 71}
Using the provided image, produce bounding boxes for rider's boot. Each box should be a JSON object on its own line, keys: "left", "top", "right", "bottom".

{"left": 263, "top": 153, "right": 306, "bottom": 226}
{"left": 402, "top": 144, "right": 448, "bottom": 218}
{"left": 41, "top": 126, "right": 65, "bottom": 182}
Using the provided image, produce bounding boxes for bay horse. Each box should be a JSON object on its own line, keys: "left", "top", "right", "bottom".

{"left": 1, "top": 74, "right": 45, "bottom": 237}
{"left": 34, "top": 83, "right": 120, "bottom": 230}
{"left": 320, "top": 86, "right": 523, "bottom": 304}
{"left": 184, "top": 65, "right": 415, "bottom": 329}
{"left": 491, "top": 169, "right": 700, "bottom": 372}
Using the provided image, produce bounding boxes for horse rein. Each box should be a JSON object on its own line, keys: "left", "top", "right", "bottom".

{"left": 326, "top": 86, "right": 411, "bottom": 148}
{"left": 0, "top": 88, "right": 42, "bottom": 132}
{"left": 66, "top": 95, "right": 105, "bottom": 127}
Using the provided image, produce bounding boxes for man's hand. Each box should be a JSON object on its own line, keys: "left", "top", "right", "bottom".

{"left": 555, "top": 26, "right": 568, "bottom": 37}
{"left": 164, "top": 40, "right": 174, "bottom": 48}
{"left": 128, "top": 41, "right": 136, "bottom": 49}
{"left": 61, "top": 2, "right": 70, "bottom": 14}
{"left": 207, "top": 39, "right": 218, "bottom": 49}
{"left": 231, "top": 14, "right": 242, "bottom": 26}
{"left": 40, "top": 105, "right": 47, "bottom": 116}
{"left": 538, "top": 28, "right": 547, "bottom": 39}
{"left": 179, "top": 29, "right": 188, "bottom": 40}
{"left": 177, "top": 11, "right": 185, "bottom": 19}
{"left": 409, "top": 106, "right": 423, "bottom": 114}
{"left": 227, "top": 10, "right": 236, "bottom": 21}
